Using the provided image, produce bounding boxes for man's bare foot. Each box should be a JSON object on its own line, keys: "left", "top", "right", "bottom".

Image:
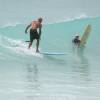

{"left": 36, "top": 49, "right": 39, "bottom": 53}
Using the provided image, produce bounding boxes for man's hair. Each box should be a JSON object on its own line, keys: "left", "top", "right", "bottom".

{"left": 38, "top": 17, "right": 43, "bottom": 22}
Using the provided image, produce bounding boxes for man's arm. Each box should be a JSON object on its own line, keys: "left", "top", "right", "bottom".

{"left": 39, "top": 25, "right": 42, "bottom": 39}
{"left": 25, "top": 24, "right": 31, "bottom": 34}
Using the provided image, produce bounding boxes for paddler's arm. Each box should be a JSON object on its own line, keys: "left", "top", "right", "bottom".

{"left": 25, "top": 24, "right": 31, "bottom": 34}
{"left": 78, "top": 39, "right": 81, "bottom": 47}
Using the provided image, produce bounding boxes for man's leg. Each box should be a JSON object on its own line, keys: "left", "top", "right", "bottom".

{"left": 36, "top": 39, "right": 40, "bottom": 52}
{"left": 28, "top": 36, "right": 34, "bottom": 49}
{"left": 28, "top": 42, "right": 32, "bottom": 49}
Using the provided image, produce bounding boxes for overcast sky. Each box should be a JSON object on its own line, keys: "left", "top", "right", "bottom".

{"left": 0, "top": 0, "right": 100, "bottom": 24}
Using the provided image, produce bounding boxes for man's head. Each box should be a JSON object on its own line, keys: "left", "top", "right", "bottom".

{"left": 38, "top": 17, "right": 43, "bottom": 23}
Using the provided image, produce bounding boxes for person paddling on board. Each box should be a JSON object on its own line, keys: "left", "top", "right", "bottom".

{"left": 72, "top": 34, "right": 81, "bottom": 46}
{"left": 25, "top": 17, "right": 43, "bottom": 52}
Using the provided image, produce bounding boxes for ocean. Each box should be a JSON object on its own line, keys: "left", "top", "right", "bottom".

{"left": 0, "top": 0, "right": 100, "bottom": 100}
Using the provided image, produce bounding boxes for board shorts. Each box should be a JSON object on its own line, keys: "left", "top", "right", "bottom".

{"left": 30, "top": 29, "right": 39, "bottom": 42}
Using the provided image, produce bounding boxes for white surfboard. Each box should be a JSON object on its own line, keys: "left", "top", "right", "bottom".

{"left": 80, "top": 24, "right": 92, "bottom": 46}
{"left": 40, "top": 51, "right": 67, "bottom": 55}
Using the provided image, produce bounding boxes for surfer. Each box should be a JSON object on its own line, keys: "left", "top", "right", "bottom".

{"left": 25, "top": 17, "right": 43, "bottom": 52}
{"left": 72, "top": 34, "right": 81, "bottom": 46}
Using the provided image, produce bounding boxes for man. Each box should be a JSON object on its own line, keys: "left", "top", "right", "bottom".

{"left": 72, "top": 34, "right": 81, "bottom": 46}
{"left": 25, "top": 18, "right": 43, "bottom": 52}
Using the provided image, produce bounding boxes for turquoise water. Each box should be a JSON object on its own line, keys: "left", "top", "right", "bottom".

{"left": 0, "top": 17, "right": 100, "bottom": 100}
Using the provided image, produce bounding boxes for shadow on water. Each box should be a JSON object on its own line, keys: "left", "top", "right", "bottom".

{"left": 42, "top": 55, "right": 67, "bottom": 65}
{"left": 72, "top": 45, "right": 91, "bottom": 84}
{"left": 27, "top": 64, "right": 39, "bottom": 87}
{"left": 25, "top": 63, "right": 40, "bottom": 100}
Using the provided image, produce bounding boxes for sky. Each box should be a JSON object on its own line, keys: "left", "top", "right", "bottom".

{"left": 0, "top": 0, "right": 100, "bottom": 24}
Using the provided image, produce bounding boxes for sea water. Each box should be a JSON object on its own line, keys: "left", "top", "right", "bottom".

{"left": 0, "top": 0, "right": 100, "bottom": 99}
{"left": 0, "top": 16, "right": 100, "bottom": 100}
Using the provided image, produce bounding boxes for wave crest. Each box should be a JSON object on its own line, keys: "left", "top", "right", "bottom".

{"left": 46, "top": 14, "right": 92, "bottom": 25}
{"left": 0, "top": 22, "right": 22, "bottom": 28}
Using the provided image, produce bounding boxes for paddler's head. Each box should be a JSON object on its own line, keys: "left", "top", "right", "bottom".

{"left": 75, "top": 34, "right": 79, "bottom": 38}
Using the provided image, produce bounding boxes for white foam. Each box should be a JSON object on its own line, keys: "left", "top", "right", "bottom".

{"left": 45, "top": 14, "right": 90, "bottom": 25}
{"left": 0, "top": 37, "right": 43, "bottom": 58}
{"left": 1, "top": 22, "right": 21, "bottom": 28}
{"left": 8, "top": 46, "right": 43, "bottom": 57}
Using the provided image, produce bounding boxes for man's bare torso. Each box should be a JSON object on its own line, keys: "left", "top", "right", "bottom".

{"left": 31, "top": 21, "right": 41, "bottom": 29}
